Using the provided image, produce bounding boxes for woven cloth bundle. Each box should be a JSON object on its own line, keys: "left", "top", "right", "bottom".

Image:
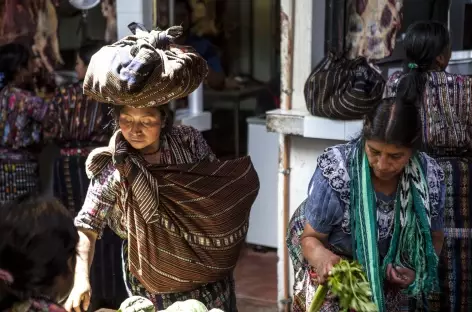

{"left": 83, "top": 24, "right": 208, "bottom": 107}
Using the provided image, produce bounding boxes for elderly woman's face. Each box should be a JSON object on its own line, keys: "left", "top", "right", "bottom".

{"left": 119, "top": 106, "right": 163, "bottom": 152}
{"left": 365, "top": 140, "right": 413, "bottom": 181}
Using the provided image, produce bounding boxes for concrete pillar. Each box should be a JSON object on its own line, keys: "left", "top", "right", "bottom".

{"left": 277, "top": 0, "right": 325, "bottom": 309}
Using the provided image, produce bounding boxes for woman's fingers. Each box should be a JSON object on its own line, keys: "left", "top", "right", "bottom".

{"left": 82, "top": 292, "right": 91, "bottom": 311}
{"left": 73, "top": 297, "right": 83, "bottom": 312}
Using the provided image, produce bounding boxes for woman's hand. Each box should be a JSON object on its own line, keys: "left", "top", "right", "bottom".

{"left": 64, "top": 275, "right": 91, "bottom": 312}
{"left": 312, "top": 248, "right": 341, "bottom": 284}
{"left": 301, "top": 223, "right": 341, "bottom": 284}
{"left": 385, "top": 264, "right": 415, "bottom": 289}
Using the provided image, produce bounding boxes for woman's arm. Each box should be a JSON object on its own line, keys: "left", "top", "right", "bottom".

{"left": 300, "top": 168, "right": 344, "bottom": 282}
{"left": 65, "top": 162, "right": 119, "bottom": 312}
{"left": 75, "top": 229, "right": 98, "bottom": 280}
{"left": 301, "top": 224, "right": 340, "bottom": 283}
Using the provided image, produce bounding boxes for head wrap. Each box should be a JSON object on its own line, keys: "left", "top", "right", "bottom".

{"left": 83, "top": 23, "right": 208, "bottom": 108}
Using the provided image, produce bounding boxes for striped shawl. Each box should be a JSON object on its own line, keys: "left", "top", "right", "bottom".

{"left": 85, "top": 131, "right": 259, "bottom": 293}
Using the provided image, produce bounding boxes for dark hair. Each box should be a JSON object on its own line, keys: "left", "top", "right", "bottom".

{"left": 0, "top": 43, "right": 31, "bottom": 88}
{"left": 399, "top": 21, "right": 450, "bottom": 107}
{"left": 78, "top": 40, "right": 105, "bottom": 66}
{"left": 0, "top": 196, "right": 78, "bottom": 309}
{"left": 362, "top": 97, "right": 421, "bottom": 148}
{"left": 112, "top": 105, "right": 175, "bottom": 136}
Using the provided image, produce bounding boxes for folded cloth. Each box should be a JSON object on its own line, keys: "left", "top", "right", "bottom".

{"left": 83, "top": 25, "right": 208, "bottom": 108}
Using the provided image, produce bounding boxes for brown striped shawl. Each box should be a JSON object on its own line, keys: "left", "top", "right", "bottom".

{"left": 85, "top": 131, "right": 260, "bottom": 293}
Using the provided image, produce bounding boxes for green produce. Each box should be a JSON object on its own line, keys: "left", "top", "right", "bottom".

{"left": 309, "top": 260, "right": 378, "bottom": 312}
{"left": 118, "top": 296, "right": 155, "bottom": 312}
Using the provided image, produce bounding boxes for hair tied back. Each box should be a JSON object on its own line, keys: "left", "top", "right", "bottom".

{"left": 408, "top": 63, "right": 419, "bottom": 70}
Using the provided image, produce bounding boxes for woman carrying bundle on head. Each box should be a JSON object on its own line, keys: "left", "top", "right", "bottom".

{"left": 286, "top": 81, "right": 445, "bottom": 311}
{"left": 385, "top": 21, "right": 472, "bottom": 312}
{"left": 64, "top": 24, "right": 259, "bottom": 312}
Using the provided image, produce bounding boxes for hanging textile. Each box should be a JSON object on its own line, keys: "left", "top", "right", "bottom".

{"left": 345, "top": 0, "right": 403, "bottom": 60}
{"left": 0, "top": 0, "right": 63, "bottom": 72}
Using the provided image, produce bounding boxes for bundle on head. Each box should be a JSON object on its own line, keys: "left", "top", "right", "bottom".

{"left": 83, "top": 25, "right": 208, "bottom": 108}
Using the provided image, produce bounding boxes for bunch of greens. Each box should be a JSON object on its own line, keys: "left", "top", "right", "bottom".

{"left": 309, "top": 259, "right": 378, "bottom": 312}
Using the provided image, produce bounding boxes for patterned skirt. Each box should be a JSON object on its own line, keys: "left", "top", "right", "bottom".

{"left": 429, "top": 157, "right": 472, "bottom": 312}
{"left": 287, "top": 201, "right": 410, "bottom": 312}
{"left": 53, "top": 147, "right": 128, "bottom": 310}
{"left": 121, "top": 240, "right": 238, "bottom": 311}
{"left": 0, "top": 150, "right": 40, "bottom": 205}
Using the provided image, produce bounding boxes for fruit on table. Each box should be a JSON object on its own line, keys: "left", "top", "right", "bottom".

{"left": 118, "top": 296, "right": 155, "bottom": 312}
{"left": 119, "top": 296, "right": 225, "bottom": 312}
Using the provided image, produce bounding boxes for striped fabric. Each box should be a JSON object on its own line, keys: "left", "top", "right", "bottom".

{"left": 304, "top": 52, "right": 385, "bottom": 120}
{"left": 83, "top": 26, "right": 208, "bottom": 108}
{"left": 85, "top": 131, "right": 260, "bottom": 293}
{"left": 428, "top": 157, "right": 472, "bottom": 312}
{"left": 385, "top": 72, "right": 472, "bottom": 311}
{"left": 384, "top": 71, "right": 472, "bottom": 156}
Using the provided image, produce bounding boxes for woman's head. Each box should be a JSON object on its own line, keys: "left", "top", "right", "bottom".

{"left": 76, "top": 41, "right": 104, "bottom": 80}
{"left": 0, "top": 43, "right": 35, "bottom": 89}
{"left": 362, "top": 97, "right": 421, "bottom": 181}
{"left": 0, "top": 196, "right": 78, "bottom": 306}
{"left": 403, "top": 21, "right": 451, "bottom": 71}
{"left": 113, "top": 105, "right": 174, "bottom": 153}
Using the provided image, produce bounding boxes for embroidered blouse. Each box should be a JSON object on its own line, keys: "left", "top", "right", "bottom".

{"left": 305, "top": 141, "right": 446, "bottom": 258}
{"left": 0, "top": 86, "right": 57, "bottom": 150}
{"left": 74, "top": 125, "right": 216, "bottom": 239}
{"left": 46, "top": 82, "right": 111, "bottom": 147}
{"left": 385, "top": 70, "right": 472, "bottom": 156}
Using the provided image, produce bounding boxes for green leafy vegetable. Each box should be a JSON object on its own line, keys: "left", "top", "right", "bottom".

{"left": 309, "top": 259, "right": 378, "bottom": 312}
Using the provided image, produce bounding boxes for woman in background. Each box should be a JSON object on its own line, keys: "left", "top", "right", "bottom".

{"left": 48, "top": 41, "right": 127, "bottom": 311}
{"left": 384, "top": 21, "right": 471, "bottom": 312}
{"left": 0, "top": 196, "right": 79, "bottom": 312}
{"left": 0, "top": 43, "right": 57, "bottom": 205}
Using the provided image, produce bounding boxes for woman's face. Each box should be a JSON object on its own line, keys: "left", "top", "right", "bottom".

{"left": 75, "top": 55, "right": 87, "bottom": 80}
{"left": 365, "top": 140, "right": 413, "bottom": 181}
{"left": 119, "top": 106, "right": 163, "bottom": 152}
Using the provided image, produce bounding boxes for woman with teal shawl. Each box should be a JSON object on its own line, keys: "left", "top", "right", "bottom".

{"left": 287, "top": 95, "right": 445, "bottom": 312}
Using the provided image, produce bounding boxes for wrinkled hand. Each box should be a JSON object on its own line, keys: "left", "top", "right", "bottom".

{"left": 312, "top": 248, "right": 341, "bottom": 284}
{"left": 63, "top": 276, "right": 91, "bottom": 312}
{"left": 386, "top": 264, "right": 415, "bottom": 289}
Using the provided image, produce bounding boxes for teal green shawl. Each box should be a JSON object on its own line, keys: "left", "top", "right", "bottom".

{"left": 350, "top": 141, "right": 439, "bottom": 312}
